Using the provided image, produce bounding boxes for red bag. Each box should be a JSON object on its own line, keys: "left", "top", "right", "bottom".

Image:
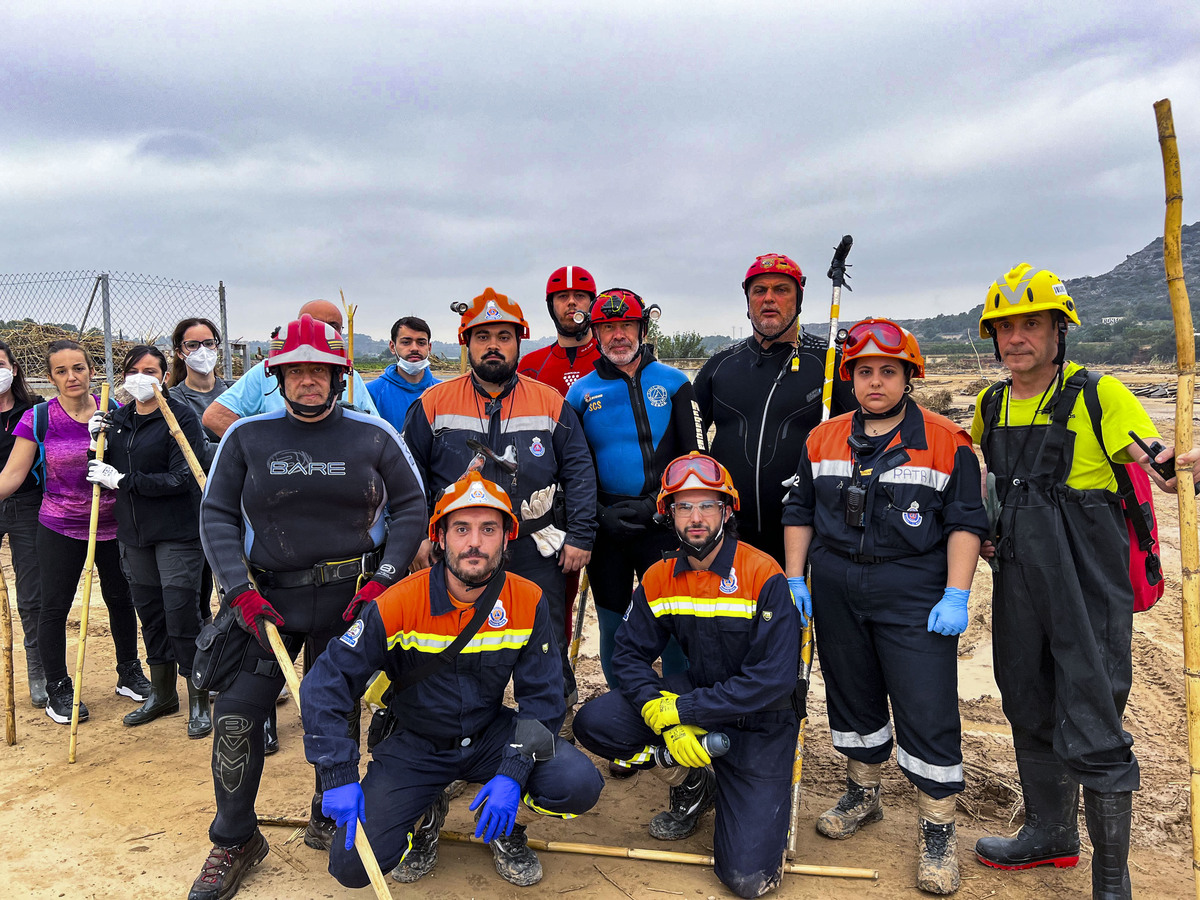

{"left": 1120, "top": 462, "right": 1164, "bottom": 613}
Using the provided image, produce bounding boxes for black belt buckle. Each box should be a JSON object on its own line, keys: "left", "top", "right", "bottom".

{"left": 314, "top": 559, "right": 362, "bottom": 587}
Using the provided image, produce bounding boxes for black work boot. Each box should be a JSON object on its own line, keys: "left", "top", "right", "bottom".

{"left": 44, "top": 677, "right": 87, "bottom": 724}
{"left": 123, "top": 663, "right": 180, "bottom": 726}
{"left": 976, "top": 755, "right": 1080, "bottom": 870}
{"left": 489, "top": 822, "right": 543, "bottom": 886}
{"left": 304, "top": 792, "right": 338, "bottom": 851}
{"left": 115, "top": 659, "right": 152, "bottom": 701}
{"left": 187, "top": 830, "right": 269, "bottom": 900}
{"left": 817, "top": 760, "right": 884, "bottom": 839}
{"left": 916, "top": 792, "right": 960, "bottom": 895}
{"left": 187, "top": 680, "right": 213, "bottom": 738}
{"left": 1083, "top": 789, "right": 1133, "bottom": 900}
{"left": 392, "top": 790, "right": 451, "bottom": 883}
{"left": 649, "top": 766, "right": 717, "bottom": 840}
{"left": 27, "top": 654, "right": 47, "bottom": 709}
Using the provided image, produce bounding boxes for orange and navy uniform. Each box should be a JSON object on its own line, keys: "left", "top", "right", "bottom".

{"left": 611, "top": 537, "right": 800, "bottom": 725}
{"left": 403, "top": 371, "right": 597, "bottom": 552}
{"left": 783, "top": 400, "right": 988, "bottom": 620}
{"left": 301, "top": 562, "right": 564, "bottom": 792}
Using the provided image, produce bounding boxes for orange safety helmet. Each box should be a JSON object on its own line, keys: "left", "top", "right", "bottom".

{"left": 457, "top": 288, "right": 531, "bottom": 346}
{"left": 656, "top": 452, "right": 741, "bottom": 516}
{"left": 429, "top": 472, "right": 520, "bottom": 542}
{"left": 838, "top": 317, "right": 925, "bottom": 380}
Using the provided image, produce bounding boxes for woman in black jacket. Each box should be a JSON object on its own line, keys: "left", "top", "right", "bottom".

{"left": 87, "top": 345, "right": 211, "bottom": 736}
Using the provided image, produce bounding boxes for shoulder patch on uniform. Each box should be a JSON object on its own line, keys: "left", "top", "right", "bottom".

{"left": 762, "top": 610, "right": 773, "bottom": 621}
{"left": 488, "top": 600, "right": 508, "bottom": 628}
{"left": 339, "top": 619, "right": 364, "bottom": 648}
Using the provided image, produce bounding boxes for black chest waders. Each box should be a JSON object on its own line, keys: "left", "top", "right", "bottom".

{"left": 980, "top": 371, "right": 1139, "bottom": 793}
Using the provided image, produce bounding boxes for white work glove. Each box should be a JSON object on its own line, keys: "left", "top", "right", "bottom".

{"left": 86, "top": 460, "right": 125, "bottom": 490}
{"left": 521, "top": 485, "right": 566, "bottom": 558}
{"left": 87, "top": 410, "right": 109, "bottom": 451}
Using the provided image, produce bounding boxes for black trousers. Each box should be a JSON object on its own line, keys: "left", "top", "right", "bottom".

{"left": 508, "top": 537, "right": 576, "bottom": 702}
{"left": 120, "top": 538, "right": 206, "bottom": 676}
{"left": 36, "top": 524, "right": 138, "bottom": 684}
{"left": 0, "top": 493, "right": 42, "bottom": 662}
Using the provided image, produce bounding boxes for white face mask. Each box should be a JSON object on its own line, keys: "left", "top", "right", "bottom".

{"left": 0, "top": 369, "right": 13, "bottom": 395}
{"left": 396, "top": 356, "right": 431, "bottom": 375}
{"left": 124, "top": 373, "right": 163, "bottom": 403}
{"left": 183, "top": 346, "right": 219, "bottom": 375}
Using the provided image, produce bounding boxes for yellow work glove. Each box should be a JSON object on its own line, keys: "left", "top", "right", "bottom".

{"left": 662, "top": 725, "right": 711, "bottom": 768}
{"left": 640, "top": 691, "right": 681, "bottom": 735}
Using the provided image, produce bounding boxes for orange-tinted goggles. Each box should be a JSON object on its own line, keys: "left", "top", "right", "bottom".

{"left": 844, "top": 319, "right": 905, "bottom": 356}
{"left": 662, "top": 455, "right": 725, "bottom": 493}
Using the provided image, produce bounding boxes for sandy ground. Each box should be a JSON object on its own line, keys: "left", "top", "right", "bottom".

{"left": 0, "top": 366, "right": 1197, "bottom": 899}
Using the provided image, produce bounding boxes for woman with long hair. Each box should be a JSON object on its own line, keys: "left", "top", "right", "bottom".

{"left": 0, "top": 339, "right": 47, "bottom": 706}
{"left": 0, "top": 339, "right": 151, "bottom": 723}
{"left": 88, "top": 345, "right": 210, "bottom": 736}
{"left": 169, "top": 317, "right": 230, "bottom": 469}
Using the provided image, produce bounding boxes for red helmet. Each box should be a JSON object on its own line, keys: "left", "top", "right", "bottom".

{"left": 590, "top": 288, "right": 649, "bottom": 328}
{"left": 265, "top": 314, "right": 350, "bottom": 373}
{"left": 429, "top": 472, "right": 520, "bottom": 541}
{"left": 742, "top": 253, "right": 805, "bottom": 297}
{"left": 457, "top": 288, "right": 530, "bottom": 346}
{"left": 545, "top": 266, "right": 597, "bottom": 301}
{"left": 838, "top": 317, "right": 925, "bottom": 379}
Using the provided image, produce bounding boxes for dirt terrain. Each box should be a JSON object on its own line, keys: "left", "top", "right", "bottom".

{"left": 0, "top": 366, "right": 1197, "bottom": 899}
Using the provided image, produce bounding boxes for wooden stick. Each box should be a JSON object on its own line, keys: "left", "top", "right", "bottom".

{"left": 786, "top": 619, "right": 814, "bottom": 857}
{"left": 0, "top": 567, "right": 15, "bottom": 745}
{"left": 569, "top": 569, "right": 590, "bottom": 668}
{"left": 341, "top": 290, "right": 357, "bottom": 406}
{"left": 262, "top": 622, "right": 390, "bottom": 900}
{"left": 258, "top": 815, "right": 311, "bottom": 828}
{"left": 1154, "top": 97, "right": 1200, "bottom": 900}
{"left": 69, "top": 381, "right": 109, "bottom": 763}
{"left": 439, "top": 830, "right": 878, "bottom": 880}
{"left": 152, "top": 384, "right": 205, "bottom": 489}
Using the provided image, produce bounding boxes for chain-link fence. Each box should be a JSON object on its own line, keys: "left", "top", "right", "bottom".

{"left": 0, "top": 270, "right": 231, "bottom": 386}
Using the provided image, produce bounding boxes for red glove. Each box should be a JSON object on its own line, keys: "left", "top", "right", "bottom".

{"left": 342, "top": 579, "right": 387, "bottom": 623}
{"left": 229, "top": 589, "right": 284, "bottom": 648}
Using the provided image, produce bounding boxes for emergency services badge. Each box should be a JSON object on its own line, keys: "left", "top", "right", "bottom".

{"left": 646, "top": 385, "right": 669, "bottom": 408}
{"left": 488, "top": 601, "right": 508, "bottom": 628}
{"left": 339, "top": 620, "right": 364, "bottom": 648}
{"left": 902, "top": 502, "right": 923, "bottom": 527}
{"left": 483, "top": 300, "right": 502, "bottom": 319}
{"left": 719, "top": 569, "right": 739, "bottom": 594}
{"left": 541, "top": 642, "right": 549, "bottom": 653}
{"left": 530, "top": 436, "right": 545, "bottom": 458}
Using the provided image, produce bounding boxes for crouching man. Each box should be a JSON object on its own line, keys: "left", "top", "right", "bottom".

{"left": 300, "top": 473, "right": 604, "bottom": 889}
{"left": 574, "top": 453, "right": 801, "bottom": 898}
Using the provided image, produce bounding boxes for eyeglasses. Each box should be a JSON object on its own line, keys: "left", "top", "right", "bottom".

{"left": 843, "top": 319, "right": 905, "bottom": 356}
{"left": 662, "top": 454, "right": 726, "bottom": 493}
{"left": 181, "top": 339, "right": 219, "bottom": 351}
{"left": 671, "top": 500, "right": 724, "bottom": 517}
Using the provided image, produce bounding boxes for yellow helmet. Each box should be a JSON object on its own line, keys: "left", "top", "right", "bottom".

{"left": 978, "top": 263, "right": 1080, "bottom": 338}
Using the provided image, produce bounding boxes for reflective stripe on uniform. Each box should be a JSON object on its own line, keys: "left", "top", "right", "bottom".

{"left": 614, "top": 745, "right": 655, "bottom": 768}
{"left": 897, "top": 746, "right": 963, "bottom": 784}
{"left": 386, "top": 628, "right": 533, "bottom": 654}
{"left": 522, "top": 791, "right": 578, "bottom": 819}
{"left": 831, "top": 722, "right": 892, "bottom": 750}
{"left": 812, "top": 459, "right": 853, "bottom": 479}
{"left": 647, "top": 594, "right": 756, "bottom": 620}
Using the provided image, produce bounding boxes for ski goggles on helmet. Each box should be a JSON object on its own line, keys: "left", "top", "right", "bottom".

{"left": 843, "top": 319, "right": 906, "bottom": 356}
{"left": 662, "top": 454, "right": 726, "bottom": 494}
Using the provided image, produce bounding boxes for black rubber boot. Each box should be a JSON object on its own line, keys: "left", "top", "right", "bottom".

{"left": 27, "top": 654, "right": 47, "bottom": 709}
{"left": 188, "top": 830, "right": 269, "bottom": 900}
{"left": 1083, "top": 789, "right": 1132, "bottom": 900}
{"left": 123, "top": 663, "right": 180, "bottom": 727}
{"left": 975, "top": 755, "right": 1080, "bottom": 870}
{"left": 187, "top": 680, "right": 213, "bottom": 738}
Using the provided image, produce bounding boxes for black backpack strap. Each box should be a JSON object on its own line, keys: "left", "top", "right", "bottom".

{"left": 978, "top": 380, "right": 1007, "bottom": 461}
{"left": 1027, "top": 370, "right": 1088, "bottom": 482}
{"left": 31, "top": 401, "right": 49, "bottom": 485}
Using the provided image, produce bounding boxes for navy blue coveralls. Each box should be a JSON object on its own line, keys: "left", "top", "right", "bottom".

{"left": 301, "top": 562, "right": 604, "bottom": 888}
{"left": 574, "top": 537, "right": 800, "bottom": 898}
{"left": 782, "top": 401, "right": 988, "bottom": 799}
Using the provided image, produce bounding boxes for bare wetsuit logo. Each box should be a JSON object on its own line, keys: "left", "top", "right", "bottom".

{"left": 267, "top": 450, "right": 346, "bottom": 476}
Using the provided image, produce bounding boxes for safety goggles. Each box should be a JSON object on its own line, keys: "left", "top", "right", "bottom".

{"left": 671, "top": 500, "right": 725, "bottom": 517}
{"left": 843, "top": 319, "right": 905, "bottom": 356}
{"left": 662, "top": 455, "right": 726, "bottom": 494}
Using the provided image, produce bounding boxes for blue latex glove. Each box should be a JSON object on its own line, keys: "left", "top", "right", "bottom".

{"left": 927, "top": 587, "right": 970, "bottom": 635}
{"left": 469, "top": 774, "right": 521, "bottom": 843}
{"left": 787, "top": 577, "right": 812, "bottom": 626}
{"left": 321, "top": 782, "right": 365, "bottom": 850}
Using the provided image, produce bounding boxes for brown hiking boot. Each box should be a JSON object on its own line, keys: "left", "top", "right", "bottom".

{"left": 187, "top": 830, "right": 269, "bottom": 900}
{"left": 817, "top": 761, "right": 883, "bottom": 839}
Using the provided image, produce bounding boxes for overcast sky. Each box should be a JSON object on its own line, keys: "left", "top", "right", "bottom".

{"left": 2, "top": 1, "right": 1198, "bottom": 345}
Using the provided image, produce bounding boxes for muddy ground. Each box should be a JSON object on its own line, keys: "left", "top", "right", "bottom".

{"left": 0, "top": 367, "right": 1196, "bottom": 899}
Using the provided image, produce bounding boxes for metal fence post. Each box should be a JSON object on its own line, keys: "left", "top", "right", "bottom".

{"left": 100, "top": 273, "right": 114, "bottom": 384}
{"left": 219, "top": 281, "right": 232, "bottom": 380}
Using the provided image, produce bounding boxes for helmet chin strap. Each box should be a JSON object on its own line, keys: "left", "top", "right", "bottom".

{"left": 748, "top": 309, "right": 799, "bottom": 344}
{"left": 861, "top": 396, "right": 908, "bottom": 421}
{"left": 679, "top": 523, "right": 725, "bottom": 560}
{"left": 280, "top": 371, "right": 344, "bottom": 418}
{"left": 550, "top": 302, "right": 589, "bottom": 339}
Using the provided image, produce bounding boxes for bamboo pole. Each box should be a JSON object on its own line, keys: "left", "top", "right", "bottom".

{"left": 341, "top": 290, "right": 357, "bottom": 407}
{"left": 152, "top": 385, "right": 206, "bottom": 489}
{"left": 69, "top": 382, "right": 109, "bottom": 763}
{"left": 569, "top": 569, "right": 590, "bottom": 668}
{"left": 1154, "top": 97, "right": 1200, "bottom": 900}
{"left": 262, "top": 622, "right": 390, "bottom": 900}
{"left": 786, "top": 620, "right": 814, "bottom": 857}
{"left": 440, "top": 830, "right": 878, "bottom": 880}
{"left": 1, "top": 567, "right": 15, "bottom": 745}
